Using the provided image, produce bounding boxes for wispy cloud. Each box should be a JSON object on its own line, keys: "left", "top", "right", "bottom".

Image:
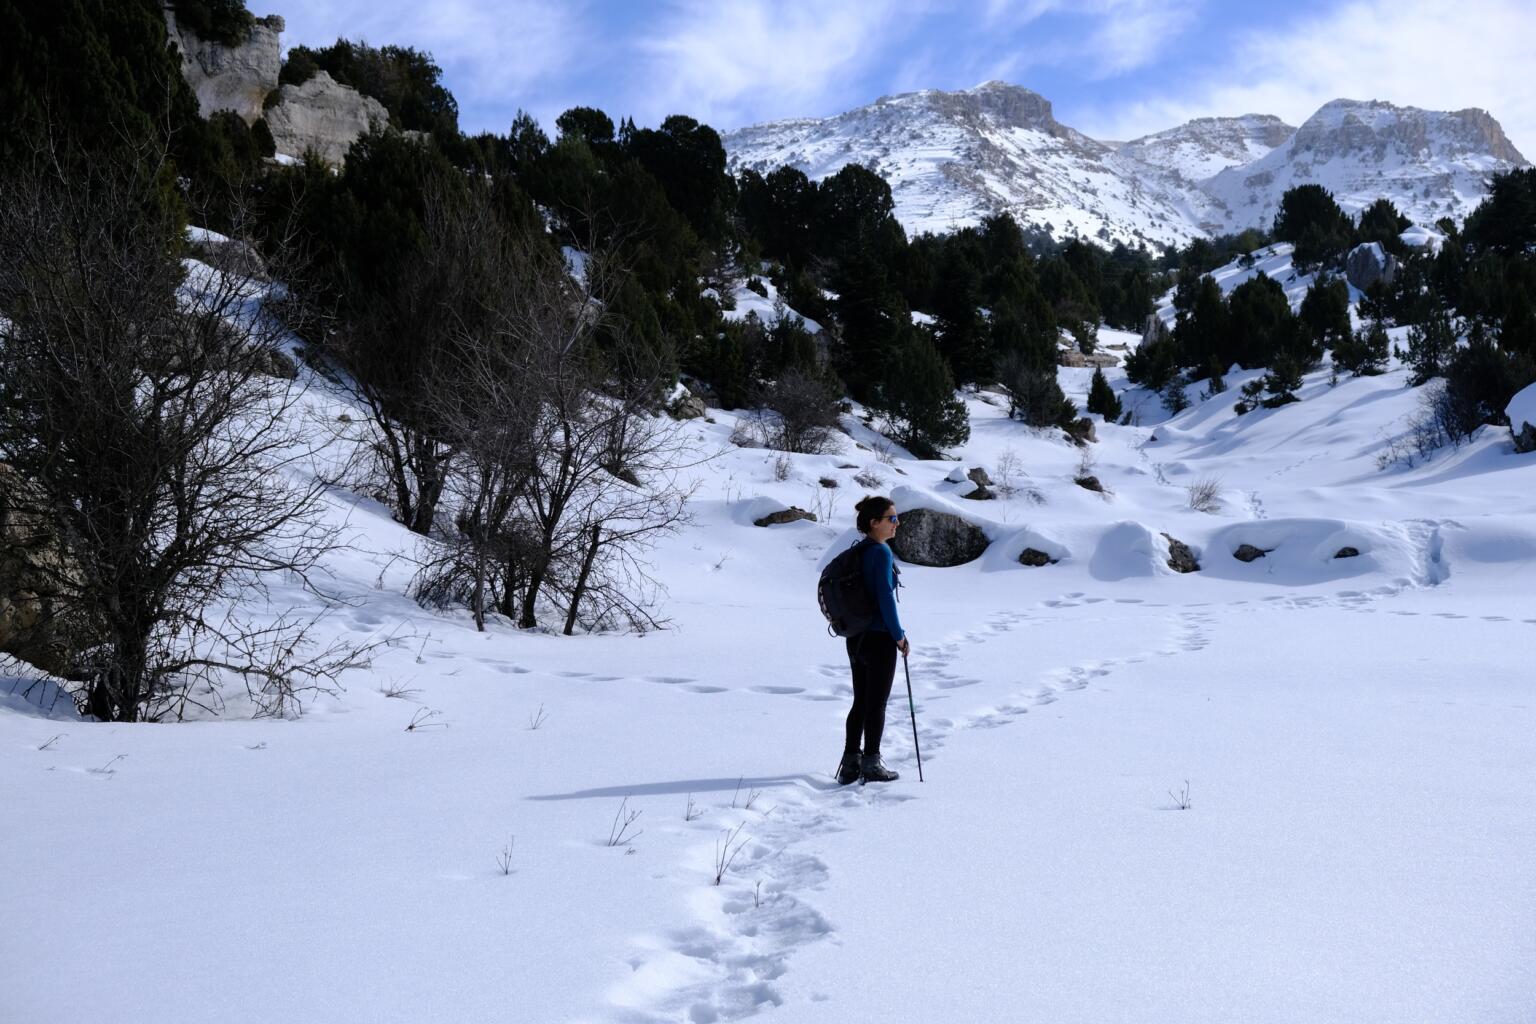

{"left": 630, "top": 0, "right": 912, "bottom": 129}
{"left": 1078, "top": 0, "right": 1536, "bottom": 154}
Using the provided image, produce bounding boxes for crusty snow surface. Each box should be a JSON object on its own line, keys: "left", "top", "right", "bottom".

{"left": 4, "top": 268, "right": 1536, "bottom": 1023}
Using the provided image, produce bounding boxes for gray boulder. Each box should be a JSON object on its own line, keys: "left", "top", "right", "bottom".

{"left": 889, "top": 508, "right": 989, "bottom": 567}
{"left": 266, "top": 71, "right": 390, "bottom": 166}
{"left": 666, "top": 389, "right": 707, "bottom": 421}
{"left": 966, "top": 467, "right": 992, "bottom": 486}
{"left": 1345, "top": 243, "right": 1399, "bottom": 292}
{"left": 165, "top": 10, "right": 284, "bottom": 125}
{"left": 754, "top": 507, "right": 816, "bottom": 527}
{"left": 1334, "top": 546, "right": 1361, "bottom": 559}
{"left": 961, "top": 484, "right": 994, "bottom": 501}
{"left": 1515, "top": 422, "right": 1536, "bottom": 454}
{"left": 1161, "top": 533, "right": 1200, "bottom": 573}
{"left": 1018, "top": 547, "right": 1057, "bottom": 567}
{"left": 1233, "top": 543, "right": 1270, "bottom": 562}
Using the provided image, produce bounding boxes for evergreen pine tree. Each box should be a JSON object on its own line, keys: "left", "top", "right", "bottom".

{"left": 867, "top": 328, "right": 970, "bottom": 456}
{"left": 1086, "top": 367, "right": 1123, "bottom": 421}
{"left": 1402, "top": 307, "right": 1457, "bottom": 385}
{"left": 1162, "top": 374, "right": 1191, "bottom": 414}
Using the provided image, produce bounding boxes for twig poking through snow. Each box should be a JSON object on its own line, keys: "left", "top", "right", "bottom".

{"left": 497, "top": 836, "right": 516, "bottom": 875}
{"left": 606, "top": 797, "right": 643, "bottom": 847}
{"left": 713, "top": 823, "right": 749, "bottom": 885}
{"left": 1169, "top": 780, "right": 1192, "bottom": 810}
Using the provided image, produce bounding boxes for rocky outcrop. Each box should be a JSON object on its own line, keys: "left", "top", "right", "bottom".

{"left": 164, "top": 7, "right": 284, "bottom": 124}
{"left": 265, "top": 71, "right": 389, "bottom": 166}
{"left": 1345, "top": 242, "right": 1398, "bottom": 292}
{"left": 888, "top": 508, "right": 989, "bottom": 567}
{"left": 1334, "top": 546, "right": 1361, "bottom": 559}
{"left": 754, "top": 507, "right": 816, "bottom": 527}
{"left": 0, "top": 465, "right": 88, "bottom": 676}
{"left": 1507, "top": 382, "right": 1536, "bottom": 453}
{"left": 961, "top": 484, "right": 994, "bottom": 500}
{"left": 666, "top": 389, "right": 707, "bottom": 421}
{"left": 1018, "top": 547, "right": 1057, "bottom": 567}
{"left": 1233, "top": 543, "right": 1270, "bottom": 562}
{"left": 1058, "top": 349, "right": 1120, "bottom": 368}
{"left": 1161, "top": 533, "right": 1200, "bottom": 573}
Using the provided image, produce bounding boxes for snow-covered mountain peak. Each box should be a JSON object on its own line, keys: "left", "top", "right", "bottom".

{"left": 723, "top": 82, "right": 1201, "bottom": 248}
{"left": 724, "top": 85, "right": 1527, "bottom": 248}
{"left": 1203, "top": 98, "right": 1529, "bottom": 232}
{"left": 1117, "top": 114, "right": 1297, "bottom": 184}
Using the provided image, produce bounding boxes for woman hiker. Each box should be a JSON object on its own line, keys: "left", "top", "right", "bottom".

{"left": 838, "top": 496, "right": 908, "bottom": 784}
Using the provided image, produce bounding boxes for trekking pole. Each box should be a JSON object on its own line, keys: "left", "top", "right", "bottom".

{"left": 902, "top": 652, "right": 924, "bottom": 782}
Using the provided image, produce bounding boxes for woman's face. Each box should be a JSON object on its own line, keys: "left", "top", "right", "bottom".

{"left": 868, "top": 506, "right": 900, "bottom": 543}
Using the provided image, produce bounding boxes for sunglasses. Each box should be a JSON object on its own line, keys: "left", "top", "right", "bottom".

{"left": 874, "top": 514, "right": 900, "bottom": 524}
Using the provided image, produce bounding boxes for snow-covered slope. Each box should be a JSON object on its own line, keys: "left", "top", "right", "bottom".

{"left": 724, "top": 81, "right": 1212, "bottom": 248}
{"left": 1117, "top": 114, "right": 1296, "bottom": 185}
{"left": 725, "top": 86, "right": 1527, "bottom": 247}
{"left": 1203, "top": 99, "right": 1528, "bottom": 231}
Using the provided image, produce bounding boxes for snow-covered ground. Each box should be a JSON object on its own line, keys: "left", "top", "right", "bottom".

{"left": 4, "top": 318, "right": 1536, "bottom": 1022}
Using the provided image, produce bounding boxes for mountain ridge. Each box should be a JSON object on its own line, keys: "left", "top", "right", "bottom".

{"left": 723, "top": 83, "right": 1529, "bottom": 247}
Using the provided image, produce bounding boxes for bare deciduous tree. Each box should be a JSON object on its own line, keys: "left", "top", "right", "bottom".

{"left": 0, "top": 145, "right": 372, "bottom": 721}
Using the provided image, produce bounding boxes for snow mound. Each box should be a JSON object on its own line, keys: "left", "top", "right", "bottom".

{"left": 1088, "top": 521, "right": 1173, "bottom": 581}
{"left": 981, "top": 526, "right": 1071, "bottom": 571}
{"left": 1199, "top": 518, "right": 1391, "bottom": 583}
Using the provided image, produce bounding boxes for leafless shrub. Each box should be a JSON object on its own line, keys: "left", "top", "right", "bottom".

{"left": 870, "top": 438, "right": 897, "bottom": 465}
{"left": 1376, "top": 383, "right": 1459, "bottom": 470}
{"left": 1168, "top": 780, "right": 1192, "bottom": 810}
{"left": 379, "top": 679, "right": 421, "bottom": 700}
{"left": 1186, "top": 477, "right": 1224, "bottom": 513}
{"left": 0, "top": 141, "right": 371, "bottom": 722}
{"left": 853, "top": 469, "right": 883, "bottom": 489}
{"left": 606, "top": 796, "right": 643, "bottom": 847}
{"left": 496, "top": 836, "right": 516, "bottom": 875}
{"left": 712, "top": 823, "right": 749, "bottom": 885}
{"left": 684, "top": 794, "right": 702, "bottom": 822}
{"left": 772, "top": 452, "right": 792, "bottom": 481}
{"left": 405, "top": 707, "right": 446, "bottom": 731}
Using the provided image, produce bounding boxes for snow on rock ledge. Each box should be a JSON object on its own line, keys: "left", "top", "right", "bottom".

{"left": 1506, "top": 382, "right": 1536, "bottom": 453}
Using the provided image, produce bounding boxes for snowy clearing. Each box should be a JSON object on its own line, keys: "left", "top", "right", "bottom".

{"left": 4, "top": 338, "right": 1535, "bottom": 1023}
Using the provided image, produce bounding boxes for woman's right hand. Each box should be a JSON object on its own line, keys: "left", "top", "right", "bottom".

{"left": 897, "top": 637, "right": 910, "bottom": 656}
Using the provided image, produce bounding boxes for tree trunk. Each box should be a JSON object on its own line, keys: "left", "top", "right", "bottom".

{"left": 563, "top": 525, "right": 602, "bottom": 636}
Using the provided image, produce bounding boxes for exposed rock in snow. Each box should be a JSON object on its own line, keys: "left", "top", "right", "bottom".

{"left": 1345, "top": 242, "right": 1398, "bottom": 292}
{"left": 265, "top": 71, "right": 389, "bottom": 166}
{"left": 164, "top": 7, "right": 283, "bottom": 125}
{"left": 1507, "top": 382, "right": 1536, "bottom": 453}
{"left": 888, "top": 508, "right": 989, "bottom": 566}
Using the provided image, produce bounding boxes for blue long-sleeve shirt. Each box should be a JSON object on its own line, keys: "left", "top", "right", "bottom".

{"left": 860, "top": 541, "right": 905, "bottom": 642}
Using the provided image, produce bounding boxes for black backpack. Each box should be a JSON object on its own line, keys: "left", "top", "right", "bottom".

{"left": 817, "top": 539, "right": 880, "bottom": 637}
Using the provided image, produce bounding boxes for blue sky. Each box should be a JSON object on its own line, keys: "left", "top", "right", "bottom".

{"left": 255, "top": 0, "right": 1536, "bottom": 154}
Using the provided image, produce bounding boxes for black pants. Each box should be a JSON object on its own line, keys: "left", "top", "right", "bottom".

{"left": 844, "top": 630, "right": 897, "bottom": 759}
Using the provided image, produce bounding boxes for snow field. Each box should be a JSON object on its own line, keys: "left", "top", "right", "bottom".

{"left": 4, "top": 305, "right": 1536, "bottom": 1021}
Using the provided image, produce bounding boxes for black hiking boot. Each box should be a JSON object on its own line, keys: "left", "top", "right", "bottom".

{"left": 861, "top": 754, "right": 899, "bottom": 783}
{"left": 836, "top": 752, "right": 861, "bottom": 786}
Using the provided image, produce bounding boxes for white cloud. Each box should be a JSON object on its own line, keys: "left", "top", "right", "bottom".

{"left": 1077, "top": 0, "right": 1536, "bottom": 154}
{"left": 632, "top": 0, "right": 912, "bottom": 129}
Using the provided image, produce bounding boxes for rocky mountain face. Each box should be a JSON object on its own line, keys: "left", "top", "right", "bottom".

{"left": 725, "top": 82, "right": 1212, "bottom": 248}
{"left": 163, "top": 4, "right": 385, "bottom": 165}
{"left": 1202, "top": 99, "right": 1529, "bottom": 231}
{"left": 164, "top": 6, "right": 284, "bottom": 125}
{"left": 724, "top": 84, "right": 1529, "bottom": 247}
{"left": 265, "top": 71, "right": 389, "bottom": 166}
{"left": 1116, "top": 115, "right": 1296, "bottom": 185}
